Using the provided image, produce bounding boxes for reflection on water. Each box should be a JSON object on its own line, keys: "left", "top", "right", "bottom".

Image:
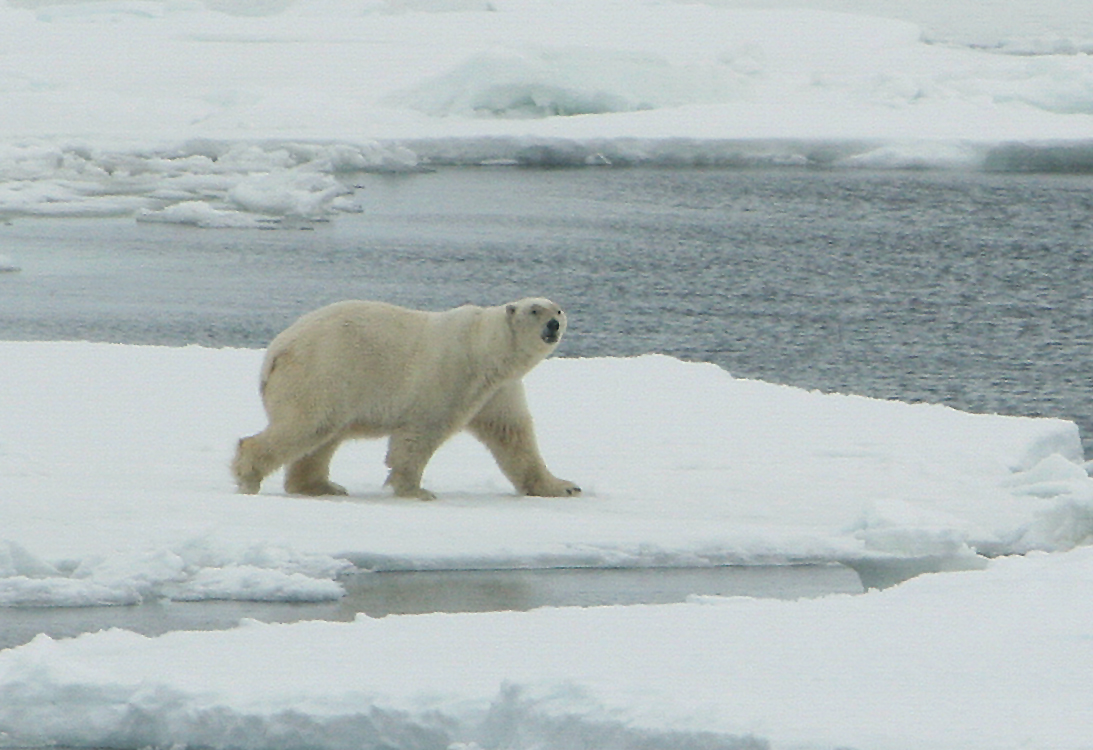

{"left": 0, "top": 565, "right": 862, "bottom": 649}
{"left": 347, "top": 564, "right": 863, "bottom": 616}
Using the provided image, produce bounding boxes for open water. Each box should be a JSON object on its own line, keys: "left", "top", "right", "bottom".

{"left": 3, "top": 166, "right": 1092, "bottom": 449}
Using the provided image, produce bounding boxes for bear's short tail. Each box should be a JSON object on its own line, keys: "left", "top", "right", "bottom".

{"left": 259, "top": 351, "right": 284, "bottom": 398}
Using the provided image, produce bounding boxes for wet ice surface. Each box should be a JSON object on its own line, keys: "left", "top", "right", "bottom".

{"left": 0, "top": 565, "right": 863, "bottom": 649}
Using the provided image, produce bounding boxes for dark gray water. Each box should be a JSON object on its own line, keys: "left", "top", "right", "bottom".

{"left": 3, "top": 166, "right": 1092, "bottom": 448}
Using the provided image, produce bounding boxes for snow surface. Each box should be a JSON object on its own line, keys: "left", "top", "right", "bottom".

{"left": 1, "top": 0, "right": 1093, "bottom": 224}
{"left": 2, "top": 340, "right": 1092, "bottom": 608}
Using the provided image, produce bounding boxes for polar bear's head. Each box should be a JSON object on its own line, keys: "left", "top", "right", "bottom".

{"left": 506, "top": 297, "right": 567, "bottom": 348}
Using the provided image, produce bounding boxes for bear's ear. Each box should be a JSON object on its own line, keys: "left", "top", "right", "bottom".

{"left": 506, "top": 304, "right": 517, "bottom": 316}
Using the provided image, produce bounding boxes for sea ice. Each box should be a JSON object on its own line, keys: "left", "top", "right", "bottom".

{"left": 2, "top": 342, "right": 1091, "bottom": 606}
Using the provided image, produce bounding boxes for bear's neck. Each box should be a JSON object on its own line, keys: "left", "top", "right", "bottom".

{"left": 473, "top": 308, "right": 550, "bottom": 384}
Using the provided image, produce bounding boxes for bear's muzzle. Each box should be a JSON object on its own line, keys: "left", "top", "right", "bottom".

{"left": 541, "top": 317, "right": 562, "bottom": 344}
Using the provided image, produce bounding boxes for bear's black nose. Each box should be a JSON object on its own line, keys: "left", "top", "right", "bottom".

{"left": 542, "top": 317, "right": 561, "bottom": 344}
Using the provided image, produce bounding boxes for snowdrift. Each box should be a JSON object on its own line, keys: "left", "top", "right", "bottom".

{"left": 3, "top": 341, "right": 1092, "bottom": 607}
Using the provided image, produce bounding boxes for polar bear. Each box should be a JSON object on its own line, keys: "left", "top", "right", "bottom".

{"left": 231, "top": 297, "right": 580, "bottom": 501}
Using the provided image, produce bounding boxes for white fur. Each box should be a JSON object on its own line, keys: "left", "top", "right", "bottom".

{"left": 232, "top": 298, "right": 580, "bottom": 500}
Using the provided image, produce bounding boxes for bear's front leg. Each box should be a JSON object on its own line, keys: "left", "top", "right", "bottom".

{"left": 468, "top": 382, "right": 581, "bottom": 498}
{"left": 522, "top": 473, "right": 582, "bottom": 498}
{"left": 384, "top": 428, "right": 445, "bottom": 500}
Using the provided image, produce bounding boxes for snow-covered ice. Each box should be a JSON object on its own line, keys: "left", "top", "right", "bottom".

{"left": 3, "top": 341, "right": 1093, "bottom": 608}
{"left": 1, "top": 0, "right": 1093, "bottom": 224}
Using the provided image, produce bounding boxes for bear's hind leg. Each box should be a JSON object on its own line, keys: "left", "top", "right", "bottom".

{"left": 468, "top": 382, "right": 581, "bottom": 498}
{"left": 232, "top": 424, "right": 333, "bottom": 495}
{"left": 232, "top": 433, "right": 276, "bottom": 494}
{"left": 284, "top": 435, "right": 348, "bottom": 496}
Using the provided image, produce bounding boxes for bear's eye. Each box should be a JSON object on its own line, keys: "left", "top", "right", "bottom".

{"left": 531, "top": 308, "right": 540, "bottom": 316}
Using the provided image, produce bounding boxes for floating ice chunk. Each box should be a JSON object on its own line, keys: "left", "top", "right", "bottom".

{"left": 291, "top": 141, "right": 421, "bottom": 172}
{"left": 167, "top": 565, "right": 345, "bottom": 602}
{"left": 838, "top": 141, "right": 986, "bottom": 170}
{"left": 0, "top": 254, "right": 20, "bottom": 273}
{"left": 3, "top": 344, "right": 1093, "bottom": 598}
{"left": 0, "top": 576, "right": 145, "bottom": 607}
{"left": 137, "top": 201, "right": 269, "bottom": 228}
{"left": 0, "top": 537, "right": 352, "bottom": 607}
{"left": 0, "top": 140, "right": 413, "bottom": 223}
{"left": 227, "top": 170, "right": 352, "bottom": 217}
